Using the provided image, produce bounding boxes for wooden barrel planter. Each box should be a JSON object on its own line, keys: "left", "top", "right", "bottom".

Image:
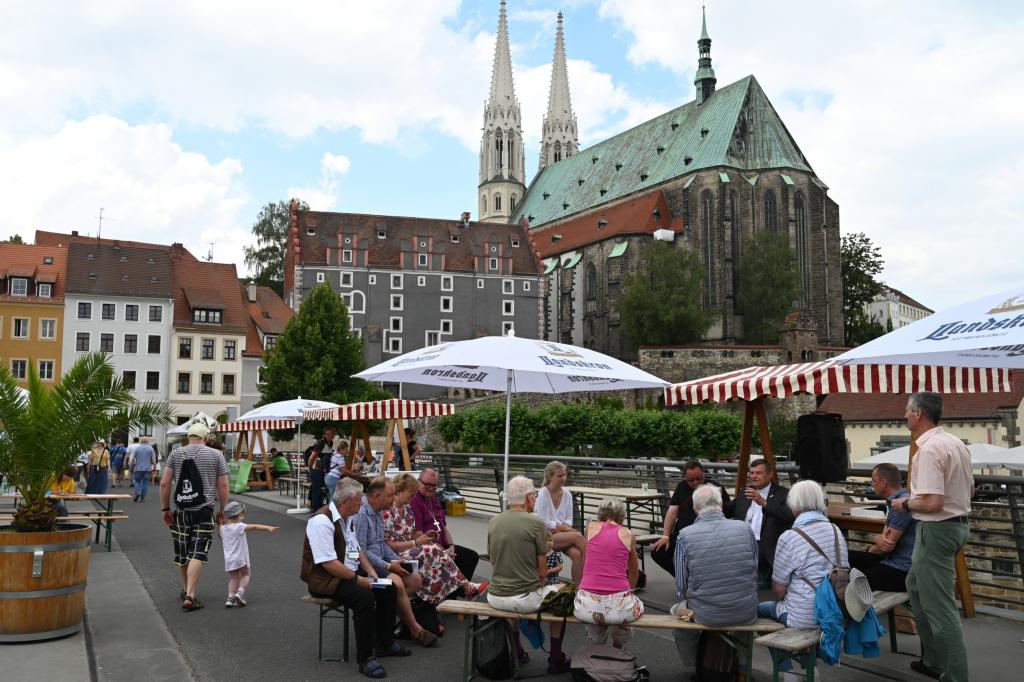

{"left": 0, "top": 523, "right": 92, "bottom": 642}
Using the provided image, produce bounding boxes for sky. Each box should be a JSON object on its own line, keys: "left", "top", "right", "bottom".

{"left": 1, "top": 0, "right": 1021, "bottom": 311}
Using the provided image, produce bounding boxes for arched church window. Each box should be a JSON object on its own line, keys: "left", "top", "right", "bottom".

{"left": 764, "top": 190, "right": 778, "bottom": 233}
{"left": 495, "top": 194, "right": 502, "bottom": 212}
{"left": 701, "top": 190, "right": 715, "bottom": 308}
{"left": 507, "top": 133, "right": 514, "bottom": 172}
{"left": 495, "top": 129, "right": 504, "bottom": 170}
{"left": 586, "top": 263, "right": 598, "bottom": 300}
{"left": 554, "top": 141, "right": 562, "bottom": 163}
{"left": 510, "top": 194, "right": 517, "bottom": 211}
{"left": 730, "top": 189, "right": 740, "bottom": 311}
{"left": 795, "top": 191, "right": 809, "bottom": 300}
{"left": 482, "top": 195, "right": 487, "bottom": 215}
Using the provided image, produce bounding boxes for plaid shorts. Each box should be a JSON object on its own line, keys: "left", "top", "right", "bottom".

{"left": 171, "top": 507, "right": 215, "bottom": 566}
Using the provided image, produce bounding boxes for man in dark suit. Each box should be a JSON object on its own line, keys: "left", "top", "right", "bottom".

{"left": 732, "top": 458, "right": 793, "bottom": 585}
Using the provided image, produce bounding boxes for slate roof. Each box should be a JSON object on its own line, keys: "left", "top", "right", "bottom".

{"left": 65, "top": 243, "right": 174, "bottom": 298}
{"left": 819, "top": 370, "right": 1024, "bottom": 422}
{"left": 515, "top": 75, "right": 817, "bottom": 228}
{"left": 292, "top": 210, "right": 541, "bottom": 275}
{"left": 241, "top": 284, "right": 294, "bottom": 358}
{"left": 529, "top": 190, "right": 683, "bottom": 259}
{"left": 878, "top": 285, "right": 934, "bottom": 314}
{"left": 0, "top": 243, "right": 68, "bottom": 302}
{"left": 35, "top": 230, "right": 200, "bottom": 261}
{"left": 171, "top": 261, "right": 248, "bottom": 334}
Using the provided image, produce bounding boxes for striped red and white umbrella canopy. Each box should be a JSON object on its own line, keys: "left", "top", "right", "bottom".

{"left": 215, "top": 419, "right": 297, "bottom": 433}
{"left": 664, "top": 360, "right": 1012, "bottom": 406}
{"left": 304, "top": 399, "right": 454, "bottom": 422}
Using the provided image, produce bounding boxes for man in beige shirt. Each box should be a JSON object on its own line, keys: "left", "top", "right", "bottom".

{"left": 900, "top": 391, "right": 973, "bottom": 682}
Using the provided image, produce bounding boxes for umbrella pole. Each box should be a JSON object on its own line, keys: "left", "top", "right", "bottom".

{"left": 501, "top": 369, "right": 512, "bottom": 511}
{"left": 287, "top": 413, "right": 309, "bottom": 514}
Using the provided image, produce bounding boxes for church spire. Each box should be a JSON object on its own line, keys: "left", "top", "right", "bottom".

{"left": 479, "top": 0, "right": 526, "bottom": 222}
{"left": 694, "top": 5, "right": 717, "bottom": 105}
{"left": 539, "top": 11, "right": 578, "bottom": 171}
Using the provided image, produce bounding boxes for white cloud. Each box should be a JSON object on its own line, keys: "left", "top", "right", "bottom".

{"left": 598, "top": 0, "right": 1024, "bottom": 309}
{"left": 287, "top": 152, "right": 353, "bottom": 211}
{"left": 0, "top": 115, "right": 250, "bottom": 268}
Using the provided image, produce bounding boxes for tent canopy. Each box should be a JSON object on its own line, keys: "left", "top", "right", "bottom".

{"left": 665, "top": 360, "right": 1012, "bottom": 406}
{"left": 215, "top": 418, "right": 295, "bottom": 433}
{"left": 304, "top": 399, "right": 453, "bottom": 422}
{"left": 850, "top": 443, "right": 1024, "bottom": 470}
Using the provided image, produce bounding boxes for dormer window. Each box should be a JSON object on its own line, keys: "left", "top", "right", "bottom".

{"left": 192, "top": 308, "right": 223, "bottom": 324}
{"left": 43, "top": 257, "right": 53, "bottom": 265}
{"left": 37, "top": 283, "right": 52, "bottom": 298}
{"left": 9, "top": 277, "right": 27, "bottom": 296}
{"left": 451, "top": 234, "right": 460, "bottom": 244}
{"left": 377, "top": 231, "right": 387, "bottom": 240}
{"left": 147, "top": 257, "right": 156, "bottom": 264}
{"left": 120, "top": 256, "right": 128, "bottom": 263}
{"left": 87, "top": 254, "right": 95, "bottom": 260}
{"left": 511, "top": 239, "right": 520, "bottom": 248}
{"left": 306, "top": 227, "right": 316, "bottom": 236}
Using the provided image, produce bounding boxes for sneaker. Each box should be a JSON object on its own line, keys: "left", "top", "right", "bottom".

{"left": 465, "top": 580, "right": 489, "bottom": 599}
{"left": 225, "top": 597, "right": 235, "bottom": 608}
{"left": 547, "top": 656, "right": 572, "bottom": 675}
{"left": 232, "top": 594, "right": 246, "bottom": 607}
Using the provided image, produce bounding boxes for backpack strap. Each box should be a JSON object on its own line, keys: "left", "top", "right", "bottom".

{"left": 791, "top": 526, "right": 833, "bottom": 566}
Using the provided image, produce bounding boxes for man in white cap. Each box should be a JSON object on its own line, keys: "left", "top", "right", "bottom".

{"left": 160, "top": 422, "right": 229, "bottom": 611}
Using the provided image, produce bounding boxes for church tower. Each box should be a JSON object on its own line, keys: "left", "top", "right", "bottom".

{"left": 538, "top": 11, "right": 578, "bottom": 171}
{"left": 694, "top": 6, "right": 717, "bottom": 105}
{"left": 479, "top": 0, "right": 526, "bottom": 222}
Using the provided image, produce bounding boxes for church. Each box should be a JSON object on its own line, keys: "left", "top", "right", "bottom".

{"left": 480, "top": 3, "right": 844, "bottom": 359}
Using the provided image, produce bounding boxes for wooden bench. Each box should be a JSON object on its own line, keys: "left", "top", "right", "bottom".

{"left": 754, "top": 591, "right": 910, "bottom": 682}
{"left": 302, "top": 595, "right": 350, "bottom": 662}
{"left": 634, "top": 533, "right": 662, "bottom": 573}
{"left": 438, "top": 598, "right": 784, "bottom": 682}
{"left": 0, "top": 512, "right": 128, "bottom": 552}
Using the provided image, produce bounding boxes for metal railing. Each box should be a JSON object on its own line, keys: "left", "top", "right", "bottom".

{"left": 421, "top": 451, "right": 1024, "bottom": 613}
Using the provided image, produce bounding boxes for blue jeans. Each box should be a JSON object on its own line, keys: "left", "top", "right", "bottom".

{"left": 325, "top": 474, "right": 340, "bottom": 503}
{"left": 133, "top": 471, "right": 150, "bottom": 500}
{"left": 758, "top": 601, "right": 797, "bottom": 672}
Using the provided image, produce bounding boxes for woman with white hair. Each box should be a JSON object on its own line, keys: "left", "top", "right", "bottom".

{"left": 573, "top": 498, "right": 643, "bottom": 649}
{"left": 534, "top": 461, "right": 587, "bottom": 583}
{"left": 759, "top": 479, "right": 848, "bottom": 680}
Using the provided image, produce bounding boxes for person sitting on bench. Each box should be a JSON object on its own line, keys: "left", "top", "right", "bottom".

{"left": 849, "top": 463, "right": 916, "bottom": 592}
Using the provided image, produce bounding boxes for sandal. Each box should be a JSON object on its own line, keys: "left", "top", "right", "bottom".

{"left": 375, "top": 642, "right": 412, "bottom": 657}
{"left": 359, "top": 657, "right": 387, "bottom": 679}
{"left": 415, "top": 628, "right": 438, "bottom": 647}
{"left": 182, "top": 596, "right": 203, "bottom": 611}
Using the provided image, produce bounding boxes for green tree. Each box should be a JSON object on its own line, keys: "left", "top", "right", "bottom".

{"left": 4, "top": 234, "right": 24, "bottom": 244}
{"left": 841, "top": 232, "right": 886, "bottom": 346}
{"left": 615, "top": 241, "right": 714, "bottom": 350}
{"left": 244, "top": 199, "right": 308, "bottom": 297}
{"left": 259, "top": 283, "right": 386, "bottom": 432}
{"left": 737, "top": 231, "right": 800, "bottom": 343}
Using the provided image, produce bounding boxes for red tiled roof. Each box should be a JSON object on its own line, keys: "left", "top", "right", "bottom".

{"left": 528, "top": 190, "right": 684, "bottom": 259}
{"left": 287, "top": 209, "right": 541, "bottom": 275}
{"left": 35, "top": 230, "right": 199, "bottom": 262}
{"left": 818, "top": 370, "right": 1024, "bottom": 421}
{"left": 241, "top": 284, "right": 294, "bottom": 358}
{"left": 171, "top": 261, "right": 248, "bottom": 334}
{"left": 0, "top": 243, "right": 68, "bottom": 302}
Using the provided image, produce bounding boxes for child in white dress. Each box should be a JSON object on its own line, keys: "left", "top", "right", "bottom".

{"left": 220, "top": 500, "right": 278, "bottom": 607}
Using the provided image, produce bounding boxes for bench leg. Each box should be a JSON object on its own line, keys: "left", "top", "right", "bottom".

{"left": 462, "top": 615, "right": 475, "bottom": 682}
{"left": 887, "top": 608, "right": 898, "bottom": 654}
{"left": 317, "top": 603, "right": 349, "bottom": 662}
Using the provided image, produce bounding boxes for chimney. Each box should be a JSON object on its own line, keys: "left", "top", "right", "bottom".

{"left": 71, "top": 230, "right": 79, "bottom": 237}
{"left": 247, "top": 284, "right": 257, "bottom": 302}
{"left": 460, "top": 212, "right": 471, "bottom": 227}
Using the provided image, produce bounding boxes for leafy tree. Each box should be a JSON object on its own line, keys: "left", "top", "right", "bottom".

{"left": 244, "top": 199, "right": 308, "bottom": 297}
{"left": 737, "top": 231, "right": 800, "bottom": 343}
{"left": 615, "top": 241, "right": 714, "bottom": 350}
{"left": 4, "top": 234, "right": 24, "bottom": 244}
{"left": 841, "top": 232, "right": 886, "bottom": 346}
{"left": 259, "top": 283, "right": 387, "bottom": 435}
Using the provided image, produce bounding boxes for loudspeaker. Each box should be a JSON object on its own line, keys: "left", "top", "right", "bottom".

{"left": 796, "top": 412, "right": 848, "bottom": 483}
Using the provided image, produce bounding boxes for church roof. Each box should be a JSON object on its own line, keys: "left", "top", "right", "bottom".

{"left": 515, "top": 75, "right": 817, "bottom": 228}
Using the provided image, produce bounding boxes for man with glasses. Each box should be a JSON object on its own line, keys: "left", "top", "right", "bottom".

{"left": 650, "top": 460, "right": 733, "bottom": 577}
{"left": 410, "top": 467, "right": 480, "bottom": 589}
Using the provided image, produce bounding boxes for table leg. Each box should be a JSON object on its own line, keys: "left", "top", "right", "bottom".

{"left": 105, "top": 499, "right": 114, "bottom": 552}
{"left": 954, "top": 550, "right": 975, "bottom": 617}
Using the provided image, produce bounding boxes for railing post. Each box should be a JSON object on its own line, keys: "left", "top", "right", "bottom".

{"left": 1007, "top": 481, "right": 1024, "bottom": 579}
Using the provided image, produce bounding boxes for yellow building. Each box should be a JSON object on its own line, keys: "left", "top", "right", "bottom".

{"left": 0, "top": 243, "right": 67, "bottom": 385}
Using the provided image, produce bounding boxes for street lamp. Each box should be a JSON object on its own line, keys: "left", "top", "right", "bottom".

{"left": 286, "top": 409, "right": 310, "bottom": 514}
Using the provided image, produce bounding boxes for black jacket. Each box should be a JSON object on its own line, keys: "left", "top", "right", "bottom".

{"left": 732, "top": 482, "right": 794, "bottom": 566}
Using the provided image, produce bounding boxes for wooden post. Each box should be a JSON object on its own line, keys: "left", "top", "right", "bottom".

{"left": 735, "top": 401, "right": 755, "bottom": 496}
{"left": 254, "top": 430, "right": 272, "bottom": 490}
{"left": 381, "top": 418, "right": 411, "bottom": 471}
{"left": 753, "top": 399, "right": 777, "bottom": 483}
{"left": 395, "top": 422, "right": 412, "bottom": 471}
{"left": 346, "top": 422, "right": 374, "bottom": 470}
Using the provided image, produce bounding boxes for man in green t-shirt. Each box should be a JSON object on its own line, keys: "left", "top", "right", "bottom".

{"left": 269, "top": 448, "right": 291, "bottom": 475}
{"left": 486, "top": 475, "right": 570, "bottom": 674}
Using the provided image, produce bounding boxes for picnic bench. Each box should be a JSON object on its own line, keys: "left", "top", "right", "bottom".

{"left": 754, "top": 590, "right": 910, "bottom": 682}
{"left": 437, "top": 599, "right": 784, "bottom": 682}
{"left": 0, "top": 493, "right": 130, "bottom": 552}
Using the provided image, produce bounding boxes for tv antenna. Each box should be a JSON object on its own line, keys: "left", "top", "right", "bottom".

{"left": 97, "top": 208, "right": 115, "bottom": 239}
{"left": 205, "top": 242, "right": 215, "bottom": 261}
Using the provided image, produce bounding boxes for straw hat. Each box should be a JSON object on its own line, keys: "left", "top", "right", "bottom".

{"left": 845, "top": 568, "right": 874, "bottom": 622}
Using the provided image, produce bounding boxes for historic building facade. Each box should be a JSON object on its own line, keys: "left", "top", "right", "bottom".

{"left": 507, "top": 10, "right": 843, "bottom": 359}
{"left": 0, "top": 243, "right": 67, "bottom": 386}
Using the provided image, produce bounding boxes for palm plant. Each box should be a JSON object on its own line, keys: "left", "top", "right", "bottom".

{"left": 0, "top": 352, "right": 174, "bottom": 532}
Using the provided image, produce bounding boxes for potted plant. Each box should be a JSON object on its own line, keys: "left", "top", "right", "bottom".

{"left": 0, "top": 352, "right": 172, "bottom": 641}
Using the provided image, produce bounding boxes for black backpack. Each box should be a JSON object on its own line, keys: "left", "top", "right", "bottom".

{"left": 173, "top": 457, "right": 206, "bottom": 508}
{"left": 473, "top": 617, "right": 520, "bottom": 680}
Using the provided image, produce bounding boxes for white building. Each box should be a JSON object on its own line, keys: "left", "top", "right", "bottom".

{"left": 867, "top": 285, "right": 933, "bottom": 330}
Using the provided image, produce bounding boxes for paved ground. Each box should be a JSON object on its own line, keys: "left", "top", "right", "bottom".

{"left": 4, "top": 488, "right": 1023, "bottom": 681}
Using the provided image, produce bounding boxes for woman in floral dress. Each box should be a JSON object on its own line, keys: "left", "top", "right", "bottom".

{"left": 382, "top": 474, "right": 487, "bottom": 604}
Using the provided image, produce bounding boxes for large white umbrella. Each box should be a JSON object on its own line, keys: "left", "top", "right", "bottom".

{"left": 355, "top": 331, "right": 668, "bottom": 504}
{"left": 167, "top": 411, "right": 219, "bottom": 436}
{"left": 850, "top": 442, "right": 1024, "bottom": 470}
{"left": 836, "top": 285, "right": 1024, "bottom": 368}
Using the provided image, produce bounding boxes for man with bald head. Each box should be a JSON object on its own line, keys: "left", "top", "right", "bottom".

{"left": 410, "top": 467, "right": 479, "bottom": 588}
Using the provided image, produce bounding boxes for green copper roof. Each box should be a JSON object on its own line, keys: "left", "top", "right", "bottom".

{"left": 515, "top": 76, "right": 817, "bottom": 228}
{"left": 609, "top": 242, "right": 628, "bottom": 258}
{"left": 561, "top": 251, "right": 582, "bottom": 269}
{"left": 543, "top": 257, "right": 558, "bottom": 274}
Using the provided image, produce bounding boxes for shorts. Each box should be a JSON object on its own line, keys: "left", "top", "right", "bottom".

{"left": 171, "top": 507, "right": 215, "bottom": 566}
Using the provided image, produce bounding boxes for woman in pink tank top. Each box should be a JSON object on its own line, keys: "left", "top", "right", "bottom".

{"left": 573, "top": 498, "right": 644, "bottom": 649}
